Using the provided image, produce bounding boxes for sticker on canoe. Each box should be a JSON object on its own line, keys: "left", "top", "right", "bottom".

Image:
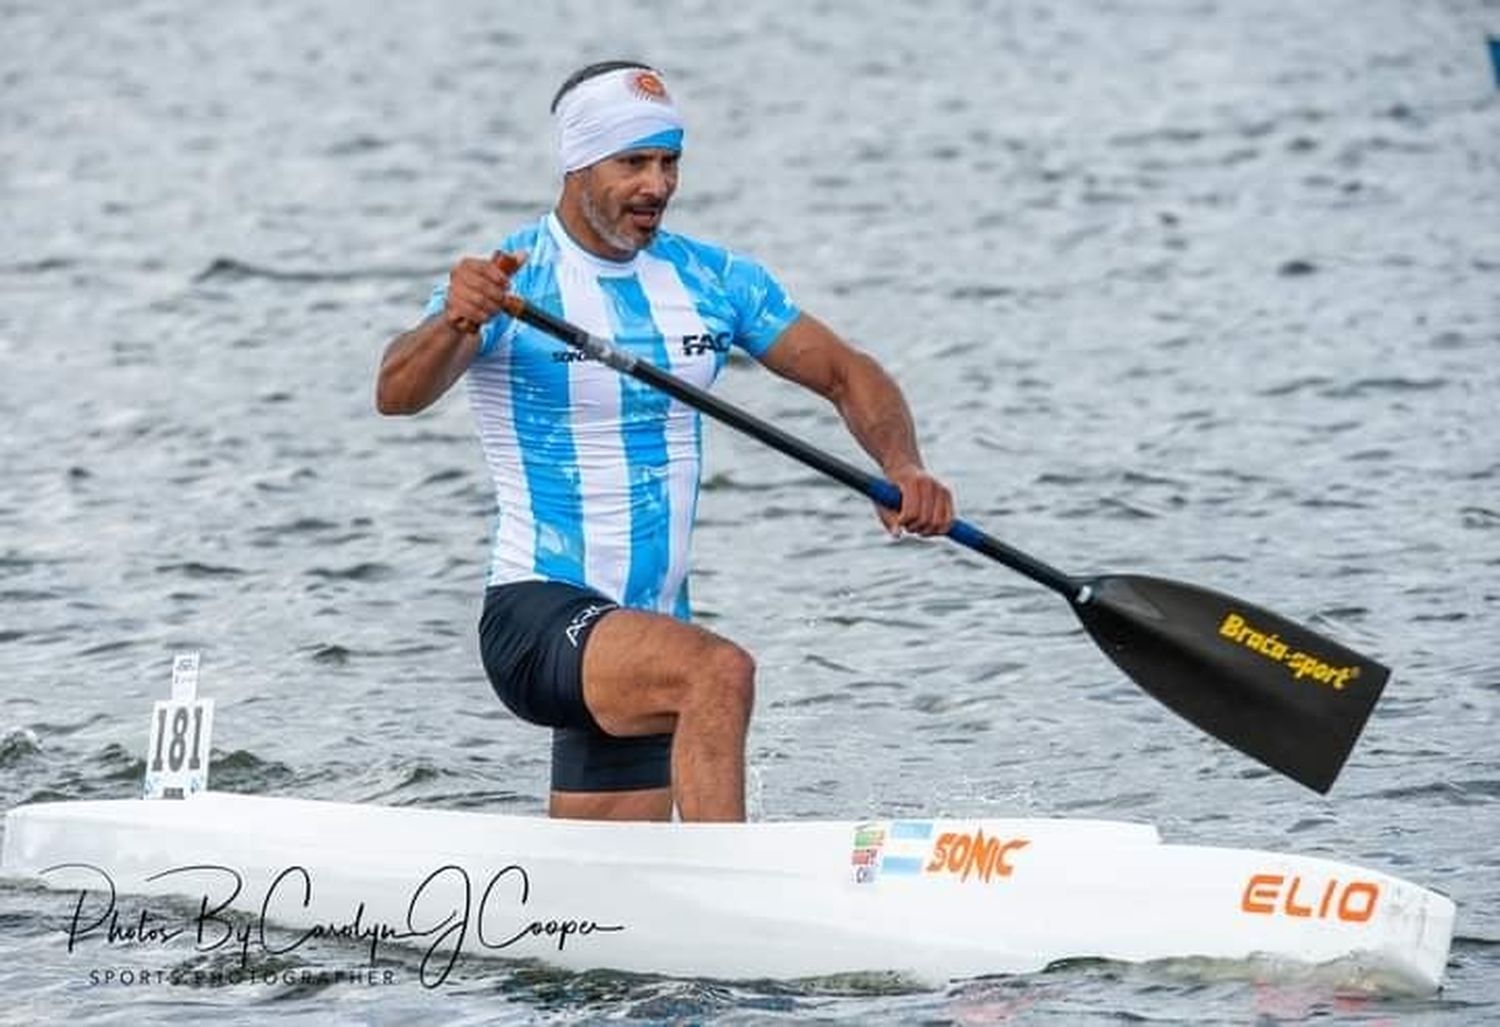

{"left": 924, "top": 829, "right": 1029, "bottom": 883}
{"left": 850, "top": 821, "right": 933, "bottom": 884}
{"left": 1241, "top": 872, "right": 1380, "bottom": 923}
{"left": 852, "top": 823, "right": 1029, "bottom": 885}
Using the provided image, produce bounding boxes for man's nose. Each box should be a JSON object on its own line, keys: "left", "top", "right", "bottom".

{"left": 639, "top": 161, "right": 673, "bottom": 197}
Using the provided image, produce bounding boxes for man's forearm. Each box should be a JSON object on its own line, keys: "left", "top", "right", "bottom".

{"left": 830, "top": 349, "right": 927, "bottom": 475}
{"left": 375, "top": 315, "right": 480, "bottom": 415}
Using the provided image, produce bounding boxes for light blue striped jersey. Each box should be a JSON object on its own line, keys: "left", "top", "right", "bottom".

{"left": 424, "top": 212, "right": 800, "bottom": 619}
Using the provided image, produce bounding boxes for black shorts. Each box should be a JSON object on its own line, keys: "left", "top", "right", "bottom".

{"left": 478, "top": 580, "right": 672, "bottom": 793}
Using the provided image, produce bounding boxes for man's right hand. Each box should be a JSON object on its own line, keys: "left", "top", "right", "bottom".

{"left": 443, "top": 250, "right": 526, "bottom": 334}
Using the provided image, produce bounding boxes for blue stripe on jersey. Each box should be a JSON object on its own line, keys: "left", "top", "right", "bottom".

{"left": 671, "top": 405, "right": 703, "bottom": 620}
{"left": 596, "top": 274, "right": 673, "bottom": 611}
{"left": 661, "top": 235, "right": 800, "bottom": 360}
{"left": 656, "top": 240, "right": 733, "bottom": 376}
{"left": 513, "top": 259, "right": 586, "bottom": 585}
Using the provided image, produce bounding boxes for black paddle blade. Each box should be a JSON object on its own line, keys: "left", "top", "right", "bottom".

{"left": 1072, "top": 575, "right": 1389, "bottom": 793}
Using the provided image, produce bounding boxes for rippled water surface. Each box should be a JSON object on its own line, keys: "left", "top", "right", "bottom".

{"left": 3, "top": 1, "right": 1498, "bottom": 1023}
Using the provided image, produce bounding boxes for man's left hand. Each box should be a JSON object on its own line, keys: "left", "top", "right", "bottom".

{"left": 876, "top": 465, "right": 955, "bottom": 538}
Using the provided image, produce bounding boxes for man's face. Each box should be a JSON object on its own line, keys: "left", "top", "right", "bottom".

{"left": 575, "top": 148, "right": 680, "bottom": 258}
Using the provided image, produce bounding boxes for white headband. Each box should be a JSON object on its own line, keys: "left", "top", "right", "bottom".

{"left": 554, "top": 66, "right": 684, "bottom": 173}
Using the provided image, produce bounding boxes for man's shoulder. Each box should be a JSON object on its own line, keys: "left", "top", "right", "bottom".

{"left": 649, "top": 230, "right": 778, "bottom": 283}
{"left": 649, "top": 228, "right": 728, "bottom": 268}
{"left": 498, "top": 214, "right": 551, "bottom": 254}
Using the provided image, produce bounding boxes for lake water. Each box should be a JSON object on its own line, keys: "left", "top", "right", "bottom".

{"left": 2, "top": 0, "right": 1497, "bottom": 1023}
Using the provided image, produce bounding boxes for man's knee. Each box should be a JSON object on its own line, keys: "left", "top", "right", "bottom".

{"left": 693, "top": 640, "right": 755, "bottom": 716}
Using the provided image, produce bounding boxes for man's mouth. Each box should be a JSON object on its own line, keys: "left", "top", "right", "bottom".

{"left": 626, "top": 206, "right": 662, "bottom": 230}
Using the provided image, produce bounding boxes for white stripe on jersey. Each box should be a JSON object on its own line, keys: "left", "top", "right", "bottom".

{"left": 465, "top": 345, "right": 536, "bottom": 582}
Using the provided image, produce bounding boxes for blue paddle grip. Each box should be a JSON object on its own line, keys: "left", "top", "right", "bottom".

{"left": 870, "top": 480, "right": 982, "bottom": 550}
{"left": 870, "top": 479, "right": 901, "bottom": 510}
{"left": 946, "top": 519, "right": 984, "bottom": 548}
{"left": 872, "top": 479, "right": 982, "bottom": 546}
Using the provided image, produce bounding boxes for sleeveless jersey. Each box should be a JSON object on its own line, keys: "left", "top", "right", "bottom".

{"left": 424, "top": 212, "right": 800, "bottom": 619}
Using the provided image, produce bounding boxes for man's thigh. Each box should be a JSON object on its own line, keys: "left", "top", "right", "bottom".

{"left": 581, "top": 607, "right": 741, "bottom": 736}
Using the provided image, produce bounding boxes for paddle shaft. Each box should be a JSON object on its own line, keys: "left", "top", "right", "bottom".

{"left": 497, "top": 296, "right": 1081, "bottom": 598}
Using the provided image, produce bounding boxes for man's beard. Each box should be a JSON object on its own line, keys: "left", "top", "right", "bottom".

{"left": 580, "top": 184, "right": 657, "bottom": 255}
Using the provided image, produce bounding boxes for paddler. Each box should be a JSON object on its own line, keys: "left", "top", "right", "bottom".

{"left": 376, "top": 61, "right": 953, "bottom": 822}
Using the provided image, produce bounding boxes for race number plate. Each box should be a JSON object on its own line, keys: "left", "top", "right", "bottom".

{"left": 144, "top": 652, "right": 215, "bottom": 799}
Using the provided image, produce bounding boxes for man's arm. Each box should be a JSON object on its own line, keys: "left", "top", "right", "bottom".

{"left": 375, "top": 251, "right": 525, "bottom": 415}
{"left": 757, "top": 313, "right": 954, "bottom": 536}
{"left": 375, "top": 316, "right": 480, "bottom": 415}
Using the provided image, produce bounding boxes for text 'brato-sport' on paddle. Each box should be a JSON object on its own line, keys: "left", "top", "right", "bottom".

{"left": 486, "top": 278, "right": 1390, "bottom": 795}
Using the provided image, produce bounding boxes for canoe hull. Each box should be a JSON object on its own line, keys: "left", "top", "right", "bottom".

{"left": 0, "top": 793, "right": 1453, "bottom": 990}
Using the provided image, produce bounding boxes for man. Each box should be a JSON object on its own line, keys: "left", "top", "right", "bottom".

{"left": 376, "top": 61, "right": 954, "bottom": 823}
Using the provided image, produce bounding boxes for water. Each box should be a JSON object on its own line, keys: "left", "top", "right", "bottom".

{"left": 3, "top": 0, "right": 1498, "bottom": 1022}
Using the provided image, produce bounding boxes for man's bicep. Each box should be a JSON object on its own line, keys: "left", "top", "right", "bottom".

{"left": 756, "top": 313, "right": 861, "bottom": 400}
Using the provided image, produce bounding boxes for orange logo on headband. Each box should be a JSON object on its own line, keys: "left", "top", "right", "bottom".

{"left": 630, "top": 70, "right": 670, "bottom": 103}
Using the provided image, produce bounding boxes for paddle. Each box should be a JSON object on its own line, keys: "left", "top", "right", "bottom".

{"left": 493, "top": 293, "right": 1388, "bottom": 793}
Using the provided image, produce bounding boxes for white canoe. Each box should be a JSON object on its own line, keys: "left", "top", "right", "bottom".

{"left": 1, "top": 793, "right": 1453, "bottom": 991}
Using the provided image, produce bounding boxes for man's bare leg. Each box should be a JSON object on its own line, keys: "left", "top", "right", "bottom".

{"left": 556, "top": 608, "right": 754, "bottom": 822}
{"left": 550, "top": 787, "right": 672, "bottom": 821}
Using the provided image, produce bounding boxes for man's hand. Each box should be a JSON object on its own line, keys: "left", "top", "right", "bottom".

{"left": 444, "top": 250, "right": 526, "bottom": 334}
{"left": 376, "top": 250, "right": 526, "bottom": 415}
{"left": 877, "top": 464, "right": 955, "bottom": 537}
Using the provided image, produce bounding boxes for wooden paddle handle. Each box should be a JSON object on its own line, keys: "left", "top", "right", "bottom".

{"left": 451, "top": 251, "right": 524, "bottom": 335}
